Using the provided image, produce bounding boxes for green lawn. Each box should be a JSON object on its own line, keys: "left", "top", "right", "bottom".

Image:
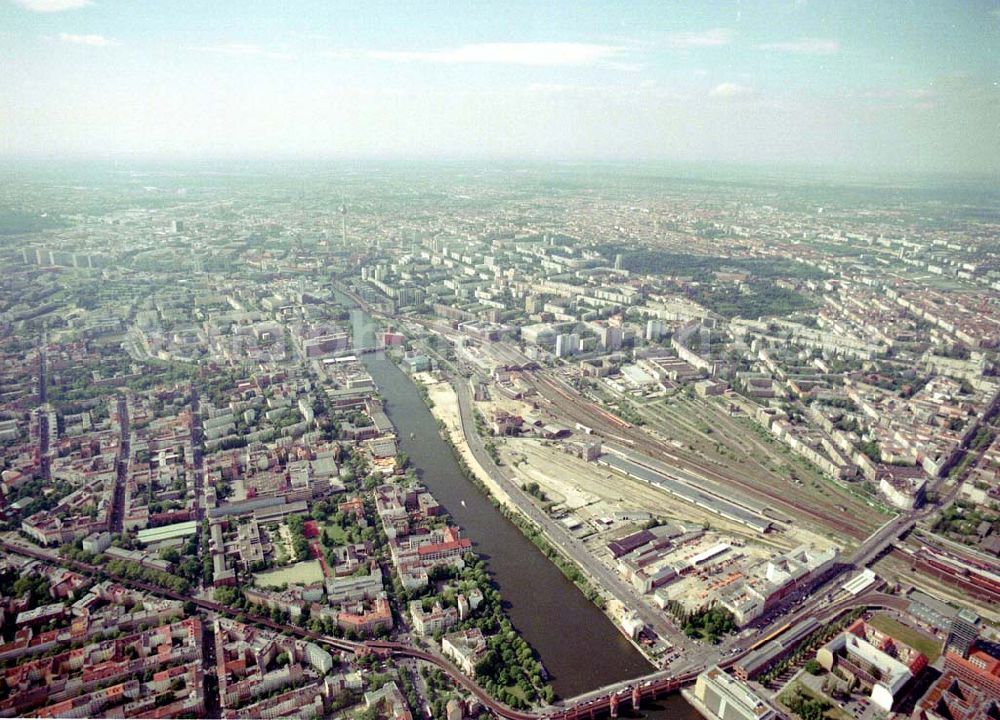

{"left": 253, "top": 560, "right": 324, "bottom": 588}
{"left": 505, "top": 686, "right": 528, "bottom": 703}
{"left": 867, "top": 614, "right": 942, "bottom": 663}
{"left": 322, "top": 522, "right": 348, "bottom": 545}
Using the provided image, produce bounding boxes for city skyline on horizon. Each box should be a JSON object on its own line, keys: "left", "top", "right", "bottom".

{"left": 1, "top": 1, "right": 999, "bottom": 175}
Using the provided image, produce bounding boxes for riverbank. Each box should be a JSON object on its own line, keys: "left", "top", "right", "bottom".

{"left": 340, "top": 292, "right": 689, "bottom": 704}
{"left": 410, "top": 370, "right": 673, "bottom": 664}
{"left": 361, "top": 350, "right": 655, "bottom": 696}
{"left": 414, "top": 371, "right": 519, "bottom": 513}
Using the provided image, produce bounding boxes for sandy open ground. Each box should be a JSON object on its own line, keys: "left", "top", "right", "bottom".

{"left": 413, "top": 372, "right": 516, "bottom": 510}
{"left": 415, "top": 371, "right": 841, "bottom": 601}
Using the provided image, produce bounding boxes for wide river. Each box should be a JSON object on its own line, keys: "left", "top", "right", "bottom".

{"left": 344, "top": 297, "right": 699, "bottom": 717}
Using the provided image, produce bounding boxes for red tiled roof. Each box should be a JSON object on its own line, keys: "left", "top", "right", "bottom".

{"left": 417, "top": 539, "right": 471, "bottom": 556}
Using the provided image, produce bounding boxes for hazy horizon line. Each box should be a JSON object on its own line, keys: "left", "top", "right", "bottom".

{"left": 5, "top": 153, "right": 998, "bottom": 183}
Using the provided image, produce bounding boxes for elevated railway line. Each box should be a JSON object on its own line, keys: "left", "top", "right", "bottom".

{"left": 1, "top": 540, "right": 680, "bottom": 720}
{"left": 0, "top": 541, "right": 915, "bottom": 720}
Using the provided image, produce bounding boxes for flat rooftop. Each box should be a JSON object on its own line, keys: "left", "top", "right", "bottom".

{"left": 137, "top": 520, "right": 198, "bottom": 544}
{"left": 601, "top": 453, "right": 772, "bottom": 533}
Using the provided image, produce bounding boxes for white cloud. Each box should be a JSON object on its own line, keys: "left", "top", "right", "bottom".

{"left": 526, "top": 82, "right": 683, "bottom": 103}
{"left": 199, "top": 43, "right": 290, "bottom": 60}
{"left": 860, "top": 87, "right": 935, "bottom": 100}
{"left": 321, "top": 49, "right": 359, "bottom": 60}
{"left": 368, "top": 42, "right": 623, "bottom": 67}
{"left": 756, "top": 38, "right": 840, "bottom": 54}
{"left": 708, "top": 82, "right": 752, "bottom": 98}
{"left": 604, "top": 61, "right": 644, "bottom": 73}
{"left": 57, "top": 32, "right": 117, "bottom": 47}
{"left": 12, "top": 0, "right": 91, "bottom": 11}
{"left": 665, "top": 28, "right": 734, "bottom": 48}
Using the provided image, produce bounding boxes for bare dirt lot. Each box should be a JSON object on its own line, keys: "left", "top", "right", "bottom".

{"left": 498, "top": 437, "right": 842, "bottom": 556}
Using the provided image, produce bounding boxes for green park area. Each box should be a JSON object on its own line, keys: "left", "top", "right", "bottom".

{"left": 780, "top": 680, "right": 851, "bottom": 720}
{"left": 322, "top": 521, "right": 349, "bottom": 545}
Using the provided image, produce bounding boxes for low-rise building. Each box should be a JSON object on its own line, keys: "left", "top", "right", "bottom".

{"left": 363, "top": 680, "right": 412, "bottom": 720}
{"left": 409, "top": 601, "right": 457, "bottom": 636}
{"left": 816, "top": 618, "right": 928, "bottom": 712}
{"left": 441, "top": 628, "right": 488, "bottom": 676}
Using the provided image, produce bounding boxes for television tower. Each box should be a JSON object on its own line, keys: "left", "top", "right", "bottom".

{"left": 339, "top": 203, "right": 347, "bottom": 246}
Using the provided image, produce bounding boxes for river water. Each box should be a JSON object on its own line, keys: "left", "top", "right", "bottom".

{"left": 343, "top": 298, "right": 699, "bottom": 717}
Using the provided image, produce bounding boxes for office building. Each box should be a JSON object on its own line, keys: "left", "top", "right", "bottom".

{"left": 915, "top": 640, "right": 1000, "bottom": 720}
{"left": 688, "top": 667, "right": 776, "bottom": 720}
{"left": 944, "top": 609, "right": 980, "bottom": 659}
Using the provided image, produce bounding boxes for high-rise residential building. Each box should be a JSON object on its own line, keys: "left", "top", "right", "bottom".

{"left": 396, "top": 286, "right": 424, "bottom": 307}
{"left": 555, "top": 333, "right": 580, "bottom": 358}
{"left": 646, "top": 319, "right": 667, "bottom": 341}
{"left": 601, "top": 325, "right": 623, "bottom": 351}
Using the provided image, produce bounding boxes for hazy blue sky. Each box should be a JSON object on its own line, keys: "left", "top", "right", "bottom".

{"left": 2, "top": 1, "right": 998, "bottom": 173}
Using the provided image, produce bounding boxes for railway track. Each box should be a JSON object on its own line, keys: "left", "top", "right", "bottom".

{"left": 523, "top": 372, "right": 864, "bottom": 540}
{"left": 890, "top": 546, "right": 1000, "bottom": 604}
